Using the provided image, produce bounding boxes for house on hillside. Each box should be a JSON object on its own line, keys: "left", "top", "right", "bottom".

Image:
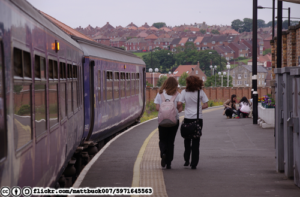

{"left": 171, "top": 62, "right": 207, "bottom": 82}
{"left": 228, "top": 42, "right": 249, "bottom": 58}
{"left": 215, "top": 45, "right": 235, "bottom": 61}
{"left": 247, "top": 54, "right": 271, "bottom": 67}
{"left": 125, "top": 38, "right": 148, "bottom": 51}
{"left": 230, "top": 65, "right": 267, "bottom": 87}
{"left": 110, "top": 37, "right": 127, "bottom": 48}
{"left": 93, "top": 35, "right": 110, "bottom": 46}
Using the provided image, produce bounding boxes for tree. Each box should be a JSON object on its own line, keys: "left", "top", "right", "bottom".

{"left": 211, "top": 29, "right": 220, "bottom": 34}
{"left": 199, "top": 29, "right": 206, "bottom": 34}
{"left": 231, "top": 19, "right": 243, "bottom": 32}
{"left": 152, "top": 22, "right": 166, "bottom": 29}
{"left": 257, "top": 19, "right": 266, "bottom": 28}
{"left": 146, "top": 81, "right": 153, "bottom": 87}
{"left": 242, "top": 18, "right": 253, "bottom": 32}
{"left": 266, "top": 20, "right": 277, "bottom": 27}
{"left": 178, "top": 73, "right": 188, "bottom": 86}
{"left": 204, "top": 75, "right": 233, "bottom": 87}
{"left": 263, "top": 48, "right": 271, "bottom": 55}
{"left": 157, "top": 76, "right": 168, "bottom": 87}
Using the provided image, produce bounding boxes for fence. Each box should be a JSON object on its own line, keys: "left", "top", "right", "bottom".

{"left": 146, "top": 86, "right": 271, "bottom": 103}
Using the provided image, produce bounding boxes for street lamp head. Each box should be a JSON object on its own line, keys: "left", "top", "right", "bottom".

{"left": 209, "top": 52, "right": 212, "bottom": 54}
{"left": 168, "top": 53, "right": 170, "bottom": 55}
{"left": 155, "top": 68, "right": 159, "bottom": 72}
{"left": 214, "top": 65, "right": 217, "bottom": 69}
{"left": 226, "top": 64, "right": 231, "bottom": 69}
{"left": 149, "top": 68, "right": 153, "bottom": 72}
{"left": 210, "top": 65, "right": 212, "bottom": 69}
{"left": 223, "top": 71, "right": 226, "bottom": 75}
{"left": 168, "top": 71, "right": 171, "bottom": 74}
{"left": 218, "top": 72, "right": 221, "bottom": 76}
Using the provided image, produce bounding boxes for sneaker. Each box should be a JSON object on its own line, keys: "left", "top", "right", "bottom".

{"left": 191, "top": 166, "right": 197, "bottom": 169}
{"left": 184, "top": 161, "right": 189, "bottom": 166}
{"left": 166, "top": 165, "right": 171, "bottom": 169}
{"left": 236, "top": 116, "right": 240, "bottom": 119}
{"left": 161, "top": 154, "right": 166, "bottom": 168}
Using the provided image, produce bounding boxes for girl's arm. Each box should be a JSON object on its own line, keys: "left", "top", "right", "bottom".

{"left": 177, "top": 102, "right": 183, "bottom": 113}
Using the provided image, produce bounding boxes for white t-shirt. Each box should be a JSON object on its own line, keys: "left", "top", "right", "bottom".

{"left": 179, "top": 89, "right": 209, "bottom": 119}
{"left": 154, "top": 90, "right": 181, "bottom": 119}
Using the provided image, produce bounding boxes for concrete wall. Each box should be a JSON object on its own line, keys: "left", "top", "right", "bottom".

{"left": 146, "top": 86, "right": 271, "bottom": 103}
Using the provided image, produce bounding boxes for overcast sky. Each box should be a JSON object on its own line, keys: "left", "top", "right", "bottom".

{"left": 27, "top": 0, "right": 300, "bottom": 28}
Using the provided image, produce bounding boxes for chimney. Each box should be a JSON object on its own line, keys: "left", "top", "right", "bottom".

{"left": 197, "top": 61, "right": 200, "bottom": 67}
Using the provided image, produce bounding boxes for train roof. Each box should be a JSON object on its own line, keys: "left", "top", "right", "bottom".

{"left": 10, "top": 0, "right": 82, "bottom": 49}
{"left": 71, "top": 36, "right": 146, "bottom": 66}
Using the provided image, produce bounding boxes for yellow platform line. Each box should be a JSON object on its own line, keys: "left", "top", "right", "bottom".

{"left": 132, "top": 128, "right": 158, "bottom": 188}
{"left": 131, "top": 106, "right": 223, "bottom": 196}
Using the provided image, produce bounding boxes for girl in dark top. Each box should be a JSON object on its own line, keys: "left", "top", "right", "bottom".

{"left": 223, "top": 94, "right": 237, "bottom": 119}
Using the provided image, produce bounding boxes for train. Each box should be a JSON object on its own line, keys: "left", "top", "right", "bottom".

{"left": 0, "top": 0, "right": 146, "bottom": 188}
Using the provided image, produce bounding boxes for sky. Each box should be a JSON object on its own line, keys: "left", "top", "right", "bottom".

{"left": 27, "top": 0, "right": 300, "bottom": 28}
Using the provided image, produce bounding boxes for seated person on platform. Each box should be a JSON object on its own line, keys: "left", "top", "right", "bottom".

{"left": 223, "top": 94, "right": 237, "bottom": 118}
{"left": 236, "top": 97, "right": 251, "bottom": 119}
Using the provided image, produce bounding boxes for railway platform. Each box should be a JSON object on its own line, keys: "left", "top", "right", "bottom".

{"left": 72, "top": 106, "right": 300, "bottom": 197}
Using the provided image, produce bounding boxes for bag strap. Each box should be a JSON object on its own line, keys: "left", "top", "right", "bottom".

{"left": 197, "top": 90, "right": 200, "bottom": 120}
{"left": 170, "top": 92, "right": 179, "bottom": 102}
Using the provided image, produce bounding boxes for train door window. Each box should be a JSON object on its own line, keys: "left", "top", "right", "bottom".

{"left": 126, "top": 73, "right": 130, "bottom": 97}
{"left": 103, "top": 71, "right": 106, "bottom": 101}
{"left": 13, "top": 48, "right": 32, "bottom": 150}
{"left": 60, "top": 62, "right": 67, "bottom": 121}
{"left": 131, "top": 73, "right": 135, "bottom": 95}
{"left": 106, "top": 71, "right": 113, "bottom": 100}
{"left": 114, "top": 72, "right": 119, "bottom": 99}
{"left": 136, "top": 73, "right": 139, "bottom": 95}
{"left": 97, "top": 70, "right": 101, "bottom": 103}
{"left": 120, "top": 72, "right": 125, "bottom": 98}
{"left": 79, "top": 67, "right": 82, "bottom": 106}
{"left": 48, "top": 59, "right": 58, "bottom": 128}
{"left": 34, "top": 55, "right": 47, "bottom": 136}
{"left": 73, "top": 65, "right": 78, "bottom": 110}
{"left": 0, "top": 41, "right": 6, "bottom": 161}
{"left": 67, "top": 64, "right": 73, "bottom": 115}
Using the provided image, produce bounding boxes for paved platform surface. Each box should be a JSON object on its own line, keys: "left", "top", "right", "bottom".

{"left": 75, "top": 107, "right": 300, "bottom": 197}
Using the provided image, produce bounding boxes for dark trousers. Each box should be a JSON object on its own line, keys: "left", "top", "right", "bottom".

{"left": 183, "top": 118, "right": 203, "bottom": 167}
{"left": 225, "top": 108, "right": 237, "bottom": 118}
{"left": 158, "top": 120, "right": 179, "bottom": 166}
{"left": 237, "top": 109, "right": 249, "bottom": 118}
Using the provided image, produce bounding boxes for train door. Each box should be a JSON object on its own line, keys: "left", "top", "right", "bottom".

{"left": 141, "top": 67, "right": 146, "bottom": 116}
{"left": 87, "top": 61, "right": 95, "bottom": 140}
{"left": 0, "top": 39, "right": 7, "bottom": 162}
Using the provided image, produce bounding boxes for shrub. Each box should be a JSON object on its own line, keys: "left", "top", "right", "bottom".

{"left": 17, "top": 104, "right": 30, "bottom": 115}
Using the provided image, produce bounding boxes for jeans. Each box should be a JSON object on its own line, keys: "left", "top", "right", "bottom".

{"left": 237, "top": 109, "right": 249, "bottom": 118}
{"left": 158, "top": 120, "right": 179, "bottom": 166}
{"left": 183, "top": 118, "right": 203, "bottom": 167}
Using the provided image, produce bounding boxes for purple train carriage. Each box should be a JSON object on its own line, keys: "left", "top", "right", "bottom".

{"left": 0, "top": 0, "right": 146, "bottom": 188}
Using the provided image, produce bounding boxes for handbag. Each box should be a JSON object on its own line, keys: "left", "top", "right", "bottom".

{"left": 180, "top": 90, "right": 202, "bottom": 138}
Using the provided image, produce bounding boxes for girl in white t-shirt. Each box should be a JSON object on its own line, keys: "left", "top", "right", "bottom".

{"left": 154, "top": 77, "right": 183, "bottom": 169}
{"left": 178, "top": 75, "right": 208, "bottom": 169}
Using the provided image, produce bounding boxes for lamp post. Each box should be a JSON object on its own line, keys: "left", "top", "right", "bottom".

{"left": 218, "top": 71, "right": 227, "bottom": 87}
{"left": 226, "top": 63, "right": 231, "bottom": 87}
{"left": 149, "top": 68, "right": 159, "bottom": 86}
{"left": 210, "top": 65, "right": 217, "bottom": 87}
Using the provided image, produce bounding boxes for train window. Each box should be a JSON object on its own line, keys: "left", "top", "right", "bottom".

{"left": 120, "top": 72, "right": 125, "bottom": 98}
{"left": 34, "top": 55, "right": 47, "bottom": 136}
{"left": 67, "top": 64, "right": 73, "bottom": 115}
{"left": 73, "top": 66, "right": 78, "bottom": 110}
{"left": 126, "top": 73, "right": 130, "bottom": 97}
{"left": 136, "top": 73, "right": 139, "bottom": 95}
{"left": 0, "top": 41, "right": 7, "bottom": 161}
{"left": 48, "top": 59, "right": 58, "bottom": 128}
{"left": 131, "top": 73, "right": 135, "bottom": 95}
{"left": 59, "top": 62, "right": 67, "bottom": 120}
{"left": 106, "top": 71, "right": 113, "bottom": 100}
{"left": 13, "top": 47, "right": 32, "bottom": 150}
{"left": 23, "top": 51, "right": 31, "bottom": 78}
{"left": 97, "top": 70, "right": 101, "bottom": 103}
{"left": 13, "top": 48, "right": 23, "bottom": 77}
{"left": 114, "top": 72, "right": 119, "bottom": 99}
{"left": 103, "top": 71, "right": 106, "bottom": 101}
{"left": 34, "top": 55, "right": 46, "bottom": 80}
